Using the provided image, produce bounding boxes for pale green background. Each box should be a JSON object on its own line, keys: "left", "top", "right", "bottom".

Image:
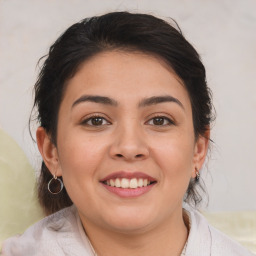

{"left": 0, "top": 129, "right": 43, "bottom": 247}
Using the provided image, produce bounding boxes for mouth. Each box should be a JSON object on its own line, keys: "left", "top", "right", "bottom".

{"left": 100, "top": 171, "right": 157, "bottom": 197}
{"left": 102, "top": 178, "right": 156, "bottom": 189}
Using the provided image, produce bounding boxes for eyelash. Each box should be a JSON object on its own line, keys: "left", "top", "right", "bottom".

{"left": 146, "top": 115, "right": 175, "bottom": 126}
{"left": 81, "top": 115, "right": 111, "bottom": 126}
{"left": 81, "top": 114, "right": 174, "bottom": 127}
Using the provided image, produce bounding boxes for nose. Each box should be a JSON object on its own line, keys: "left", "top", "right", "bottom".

{"left": 109, "top": 125, "right": 149, "bottom": 161}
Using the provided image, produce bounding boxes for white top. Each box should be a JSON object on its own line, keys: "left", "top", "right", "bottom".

{"left": 2, "top": 205, "right": 255, "bottom": 256}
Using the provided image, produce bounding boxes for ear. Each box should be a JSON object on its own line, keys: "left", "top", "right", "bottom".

{"left": 36, "top": 127, "right": 62, "bottom": 177}
{"left": 192, "top": 129, "right": 210, "bottom": 178}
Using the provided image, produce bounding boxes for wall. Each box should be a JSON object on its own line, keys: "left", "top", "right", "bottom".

{"left": 0, "top": 0, "right": 255, "bottom": 212}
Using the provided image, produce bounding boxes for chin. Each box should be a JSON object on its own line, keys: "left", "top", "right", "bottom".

{"left": 101, "top": 208, "right": 157, "bottom": 233}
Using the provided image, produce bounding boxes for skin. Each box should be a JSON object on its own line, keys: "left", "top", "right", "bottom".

{"left": 37, "top": 51, "right": 209, "bottom": 256}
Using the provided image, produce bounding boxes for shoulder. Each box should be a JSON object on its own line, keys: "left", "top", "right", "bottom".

{"left": 2, "top": 206, "right": 90, "bottom": 256}
{"left": 184, "top": 204, "right": 255, "bottom": 256}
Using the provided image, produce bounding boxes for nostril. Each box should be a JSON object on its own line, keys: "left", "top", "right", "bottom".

{"left": 135, "top": 154, "right": 143, "bottom": 158}
{"left": 116, "top": 154, "right": 123, "bottom": 158}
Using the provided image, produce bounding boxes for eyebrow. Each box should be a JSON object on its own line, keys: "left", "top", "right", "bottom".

{"left": 72, "top": 94, "right": 184, "bottom": 110}
{"left": 72, "top": 95, "right": 118, "bottom": 108}
{"left": 138, "top": 95, "right": 184, "bottom": 109}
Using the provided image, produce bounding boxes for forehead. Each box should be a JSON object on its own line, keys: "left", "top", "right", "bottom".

{"left": 62, "top": 50, "right": 191, "bottom": 109}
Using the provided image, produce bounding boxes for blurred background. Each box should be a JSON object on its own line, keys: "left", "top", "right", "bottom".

{"left": 0, "top": 0, "right": 256, "bottom": 213}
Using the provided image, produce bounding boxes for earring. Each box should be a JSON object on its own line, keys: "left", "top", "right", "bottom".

{"left": 48, "top": 174, "right": 64, "bottom": 194}
{"left": 195, "top": 167, "right": 200, "bottom": 181}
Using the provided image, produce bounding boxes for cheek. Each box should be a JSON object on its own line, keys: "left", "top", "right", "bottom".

{"left": 149, "top": 132, "right": 195, "bottom": 183}
{"left": 57, "top": 131, "right": 108, "bottom": 181}
{"left": 56, "top": 133, "right": 109, "bottom": 207}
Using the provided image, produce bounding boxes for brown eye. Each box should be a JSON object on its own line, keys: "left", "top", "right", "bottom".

{"left": 82, "top": 116, "right": 110, "bottom": 126}
{"left": 153, "top": 117, "right": 165, "bottom": 125}
{"left": 147, "top": 116, "right": 174, "bottom": 126}
{"left": 91, "top": 117, "right": 104, "bottom": 126}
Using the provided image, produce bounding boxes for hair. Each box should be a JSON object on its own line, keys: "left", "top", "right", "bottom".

{"left": 31, "top": 11, "right": 214, "bottom": 215}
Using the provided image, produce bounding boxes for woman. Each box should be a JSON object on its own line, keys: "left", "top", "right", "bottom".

{"left": 2, "top": 12, "right": 254, "bottom": 256}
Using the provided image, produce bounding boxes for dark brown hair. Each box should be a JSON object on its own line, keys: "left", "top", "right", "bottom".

{"left": 31, "top": 12, "right": 214, "bottom": 215}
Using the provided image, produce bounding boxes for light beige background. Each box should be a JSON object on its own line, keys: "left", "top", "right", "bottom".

{"left": 0, "top": 0, "right": 256, "bottom": 212}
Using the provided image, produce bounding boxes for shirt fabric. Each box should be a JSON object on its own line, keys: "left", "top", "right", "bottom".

{"left": 2, "top": 204, "right": 255, "bottom": 256}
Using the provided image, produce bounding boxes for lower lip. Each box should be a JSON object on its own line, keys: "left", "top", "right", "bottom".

{"left": 101, "top": 183, "right": 155, "bottom": 198}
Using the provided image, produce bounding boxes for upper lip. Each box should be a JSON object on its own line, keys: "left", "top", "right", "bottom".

{"left": 100, "top": 171, "right": 156, "bottom": 182}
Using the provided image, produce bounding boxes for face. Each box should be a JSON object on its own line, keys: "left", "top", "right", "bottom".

{"left": 38, "top": 51, "right": 208, "bottom": 234}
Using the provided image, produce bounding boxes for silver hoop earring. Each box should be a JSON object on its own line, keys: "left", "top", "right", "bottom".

{"left": 48, "top": 174, "right": 64, "bottom": 194}
{"left": 195, "top": 167, "right": 200, "bottom": 181}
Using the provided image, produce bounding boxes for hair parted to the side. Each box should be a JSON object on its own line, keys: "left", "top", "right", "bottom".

{"left": 31, "top": 12, "right": 214, "bottom": 215}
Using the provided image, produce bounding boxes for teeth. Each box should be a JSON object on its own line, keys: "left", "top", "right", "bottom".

{"left": 121, "top": 178, "right": 129, "bottom": 188}
{"left": 105, "top": 178, "right": 152, "bottom": 189}
{"left": 115, "top": 178, "right": 121, "bottom": 188}
{"left": 138, "top": 178, "right": 143, "bottom": 187}
{"left": 130, "top": 178, "right": 137, "bottom": 189}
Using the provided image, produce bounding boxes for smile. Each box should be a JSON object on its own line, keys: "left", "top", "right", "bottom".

{"left": 103, "top": 178, "right": 154, "bottom": 189}
{"left": 100, "top": 171, "right": 157, "bottom": 197}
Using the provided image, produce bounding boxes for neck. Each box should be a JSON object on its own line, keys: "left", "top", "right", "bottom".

{"left": 81, "top": 208, "right": 189, "bottom": 256}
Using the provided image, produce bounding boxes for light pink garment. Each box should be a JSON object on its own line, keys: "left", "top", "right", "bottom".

{"left": 2, "top": 205, "right": 255, "bottom": 255}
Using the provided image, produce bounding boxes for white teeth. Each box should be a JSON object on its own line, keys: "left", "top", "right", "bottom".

{"left": 115, "top": 178, "right": 121, "bottom": 187}
{"left": 130, "top": 178, "right": 138, "bottom": 189}
{"left": 121, "top": 178, "right": 129, "bottom": 188}
{"left": 138, "top": 178, "right": 143, "bottom": 187}
{"left": 105, "top": 178, "right": 152, "bottom": 189}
